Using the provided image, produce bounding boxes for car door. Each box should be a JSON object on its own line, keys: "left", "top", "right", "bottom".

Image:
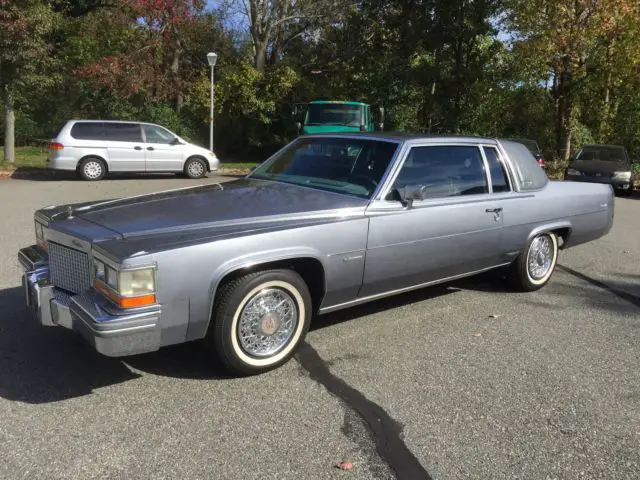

{"left": 104, "top": 122, "right": 146, "bottom": 172}
{"left": 142, "top": 124, "right": 185, "bottom": 172}
{"left": 359, "top": 143, "right": 505, "bottom": 298}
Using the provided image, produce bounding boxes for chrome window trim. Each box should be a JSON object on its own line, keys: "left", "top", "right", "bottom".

{"left": 376, "top": 141, "right": 497, "bottom": 202}
{"left": 480, "top": 144, "right": 514, "bottom": 193}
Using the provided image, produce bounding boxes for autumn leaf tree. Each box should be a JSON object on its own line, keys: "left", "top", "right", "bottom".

{"left": 506, "top": 0, "right": 639, "bottom": 159}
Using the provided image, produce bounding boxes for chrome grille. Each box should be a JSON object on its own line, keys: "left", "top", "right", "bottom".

{"left": 48, "top": 241, "right": 91, "bottom": 294}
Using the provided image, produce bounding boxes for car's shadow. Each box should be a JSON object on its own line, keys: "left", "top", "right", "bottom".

{"left": 0, "top": 280, "right": 470, "bottom": 404}
{"left": 8, "top": 167, "right": 243, "bottom": 182}
{"left": 5, "top": 267, "right": 631, "bottom": 405}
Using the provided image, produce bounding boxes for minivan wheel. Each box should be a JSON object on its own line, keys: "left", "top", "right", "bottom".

{"left": 206, "top": 269, "right": 312, "bottom": 376}
{"left": 78, "top": 157, "right": 106, "bottom": 181}
{"left": 184, "top": 157, "right": 207, "bottom": 179}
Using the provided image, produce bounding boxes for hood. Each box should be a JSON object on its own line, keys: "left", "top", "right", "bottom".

{"left": 47, "top": 179, "right": 368, "bottom": 240}
{"left": 570, "top": 159, "right": 631, "bottom": 174}
{"left": 302, "top": 125, "right": 362, "bottom": 134}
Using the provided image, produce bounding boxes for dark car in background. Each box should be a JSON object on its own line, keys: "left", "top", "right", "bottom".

{"left": 565, "top": 144, "right": 637, "bottom": 196}
{"left": 505, "top": 138, "right": 545, "bottom": 169}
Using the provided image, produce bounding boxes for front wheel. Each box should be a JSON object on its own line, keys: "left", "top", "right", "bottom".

{"left": 508, "top": 231, "right": 559, "bottom": 291}
{"left": 206, "top": 269, "right": 312, "bottom": 376}
{"left": 184, "top": 157, "right": 207, "bottom": 179}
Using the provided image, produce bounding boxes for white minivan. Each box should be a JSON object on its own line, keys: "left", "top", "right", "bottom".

{"left": 47, "top": 120, "right": 220, "bottom": 180}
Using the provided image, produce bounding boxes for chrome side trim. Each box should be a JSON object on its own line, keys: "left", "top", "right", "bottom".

{"left": 318, "top": 262, "right": 512, "bottom": 314}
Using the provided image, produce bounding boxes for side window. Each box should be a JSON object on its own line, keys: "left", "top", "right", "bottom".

{"left": 391, "top": 145, "right": 488, "bottom": 199}
{"left": 483, "top": 147, "right": 510, "bottom": 193}
{"left": 104, "top": 123, "right": 142, "bottom": 142}
{"left": 144, "top": 125, "right": 175, "bottom": 144}
{"left": 70, "top": 122, "right": 105, "bottom": 140}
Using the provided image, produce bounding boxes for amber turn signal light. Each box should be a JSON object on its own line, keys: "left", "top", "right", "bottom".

{"left": 93, "top": 279, "right": 156, "bottom": 309}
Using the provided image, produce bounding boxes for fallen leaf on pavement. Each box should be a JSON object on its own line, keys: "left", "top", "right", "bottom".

{"left": 472, "top": 333, "right": 482, "bottom": 337}
{"left": 336, "top": 461, "right": 353, "bottom": 470}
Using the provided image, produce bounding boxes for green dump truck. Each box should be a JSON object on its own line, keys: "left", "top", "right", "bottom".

{"left": 293, "top": 100, "right": 385, "bottom": 135}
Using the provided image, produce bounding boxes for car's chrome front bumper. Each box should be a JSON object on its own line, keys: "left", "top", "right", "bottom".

{"left": 18, "top": 245, "right": 162, "bottom": 357}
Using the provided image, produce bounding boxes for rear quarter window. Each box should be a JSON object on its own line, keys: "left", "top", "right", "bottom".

{"left": 499, "top": 140, "right": 548, "bottom": 191}
{"left": 70, "top": 122, "right": 105, "bottom": 140}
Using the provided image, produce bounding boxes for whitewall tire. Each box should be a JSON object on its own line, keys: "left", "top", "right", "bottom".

{"left": 206, "top": 269, "right": 312, "bottom": 375}
{"left": 509, "top": 231, "right": 559, "bottom": 291}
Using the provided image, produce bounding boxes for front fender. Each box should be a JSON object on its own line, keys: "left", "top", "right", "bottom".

{"left": 184, "top": 247, "right": 327, "bottom": 342}
{"left": 208, "top": 247, "right": 327, "bottom": 299}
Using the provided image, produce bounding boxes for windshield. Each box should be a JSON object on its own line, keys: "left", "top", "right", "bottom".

{"left": 575, "top": 146, "right": 628, "bottom": 162}
{"left": 249, "top": 137, "right": 399, "bottom": 198}
{"left": 305, "top": 104, "right": 363, "bottom": 127}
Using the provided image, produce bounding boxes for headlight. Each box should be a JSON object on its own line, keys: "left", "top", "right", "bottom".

{"left": 35, "top": 221, "right": 48, "bottom": 251}
{"left": 119, "top": 269, "right": 155, "bottom": 297}
{"left": 567, "top": 168, "right": 581, "bottom": 176}
{"left": 93, "top": 258, "right": 156, "bottom": 308}
{"left": 612, "top": 171, "right": 631, "bottom": 180}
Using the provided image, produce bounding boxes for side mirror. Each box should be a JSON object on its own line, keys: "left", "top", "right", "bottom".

{"left": 170, "top": 137, "right": 182, "bottom": 146}
{"left": 389, "top": 185, "right": 428, "bottom": 208}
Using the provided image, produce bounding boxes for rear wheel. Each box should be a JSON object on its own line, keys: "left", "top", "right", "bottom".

{"left": 620, "top": 185, "right": 634, "bottom": 197}
{"left": 184, "top": 157, "right": 207, "bottom": 179}
{"left": 206, "top": 269, "right": 312, "bottom": 376}
{"left": 78, "top": 157, "right": 106, "bottom": 181}
{"left": 508, "top": 231, "right": 559, "bottom": 291}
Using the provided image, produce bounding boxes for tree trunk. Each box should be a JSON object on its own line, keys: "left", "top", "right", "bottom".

{"left": 599, "top": 44, "right": 612, "bottom": 141}
{"left": 170, "top": 30, "right": 184, "bottom": 113}
{"left": 254, "top": 41, "right": 267, "bottom": 70}
{"left": 3, "top": 88, "right": 15, "bottom": 164}
{"left": 555, "top": 56, "right": 573, "bottom": 160}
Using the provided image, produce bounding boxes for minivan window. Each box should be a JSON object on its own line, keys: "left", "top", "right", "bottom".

{"left": 70, "top": 122, "right": 105, "bottom": 140}
{"left": 391, "top": 145, "right": 489, "bottom": 198}
{"left": 144, "top": 125, "right": 175, "bottom": 144}
{"left": 104, "top": 123, "right": 142, "bottom": 142}
{"left": 483, "top": 147, "right": 510, "bottom": 193}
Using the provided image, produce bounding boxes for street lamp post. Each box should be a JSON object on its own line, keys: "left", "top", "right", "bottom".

{"left": 206, "top": 52, "right": 218, "bottom": 152}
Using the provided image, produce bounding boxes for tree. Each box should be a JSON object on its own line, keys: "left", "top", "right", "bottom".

{"left": 237, "top": 0, "right": 350, "bottom": 70}
{"left": 506, "top": 0, "right": 639, "bottom": 159}
{"left": 0, "top": 0, "right": 59, "bottom": 163}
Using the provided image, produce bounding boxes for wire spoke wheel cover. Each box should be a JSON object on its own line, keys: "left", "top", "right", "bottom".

{"left": 236, "top": 288, "right": 298, "bottom": 358}
{"left": 526, "top": 234, "right": 555, "bottom": 281}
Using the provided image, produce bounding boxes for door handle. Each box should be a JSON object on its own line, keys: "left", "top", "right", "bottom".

{"left": 147, "top": 147, "right": 154, "bottom": 151}
{"left": 485, "top": 208, "right": 503, "bottom": 213}
{"left": 134, "top": 146, "right": 142, "bottom": 150}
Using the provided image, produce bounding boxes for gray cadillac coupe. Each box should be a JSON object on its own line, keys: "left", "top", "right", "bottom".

{"left": 19, "top": 133, "right": 614, "bottom": 375}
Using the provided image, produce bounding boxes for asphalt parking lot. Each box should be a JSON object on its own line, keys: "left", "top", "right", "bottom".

{"left": 1, "top": 174, "right": 639, "bottom": 480}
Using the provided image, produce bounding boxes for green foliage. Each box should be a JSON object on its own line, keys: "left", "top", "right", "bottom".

{"left": 2, "top": 0, "right": 640, "bottom": 164}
